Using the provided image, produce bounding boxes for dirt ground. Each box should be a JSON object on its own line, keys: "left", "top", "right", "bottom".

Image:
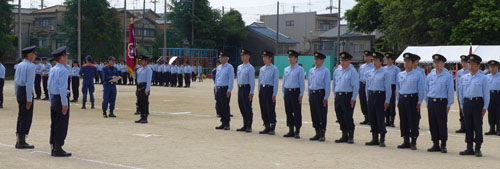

{"left": 0, "top": 79, "right": 499, "bottom": 169}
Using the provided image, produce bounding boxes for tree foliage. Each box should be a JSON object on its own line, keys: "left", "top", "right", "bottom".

{"left": 0, "top": 1, "right": 14, "bottom": 57}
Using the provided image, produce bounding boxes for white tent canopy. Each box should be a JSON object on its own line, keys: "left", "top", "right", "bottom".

{"left": 396, "top": 45, "right": 500, "bottom": 63}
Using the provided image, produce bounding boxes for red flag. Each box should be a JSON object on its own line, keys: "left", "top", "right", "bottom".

{"left": 455, "top": 63, "right": 458, "bottom": 80}
{"left": 469, "top": 42, "right": 473, "bottom": 55}
{"left": 126, "top": 21, "right": 138, "bottom": 77}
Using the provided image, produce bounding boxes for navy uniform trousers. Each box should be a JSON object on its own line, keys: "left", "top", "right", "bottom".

{"left": 284, "top": 88, "right": 302, "bottom": 129}
{"left": 216, "top": 86, "right": 231, "bottom": 126}
{"left": 385, "top": 85, "right": 397, "bottom": 123}
{"left": 398, "top": 94, "right": 420, "bottom": 138}
{"left": 487, "top": 91, "right": 500, "bottom": 132}
{"left": 34, "top": 74, "right": 42, "bottom": 98}
{"left": 310, "top": 89, "right": 327, "bottom": 131}
{"left": 177, "top": 73, "right": 183, "bottom": 87}
{"left": 50, "top": 95, "right": 69, "bottom": 145}
{"left": 102, "top": 82, "right": 117, "bottom": 111}
{"left": 368, "top": 91, "right": 386, "bottom": 134}
{"left": 71, "top": 76, "right": 79, "bottom": 101}
{"left": 463, "top": 97, "right": 484, "bottom": 144}
{"left": 137, "top": 83, "right": 149, "bottom": 118}
{"left": 335, "top": 92, "right": 355, "bottom": 132}
{"left": 81, "top": 79, "right": 95, "bottom": 104}
{"left": 359, "top": 82, "right": 369, "bottom": 121}
{"left": 259, "top": 86, "right": 277, "bottom": 125}
{"left": 16, "top": 86, "right": 33, "bottom": 135}
{"left": 238, "top": 85, "right": 253, "bottom": 127}
{"left": 428, "top": 98, "right": 448, "bottom": 142}
{"left": 42, "top": 76, "right": 49, "bottom": 98}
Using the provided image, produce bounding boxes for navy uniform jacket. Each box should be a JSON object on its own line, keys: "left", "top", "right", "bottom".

{"left": 102, "top": 65, "right": 120, "bottom": 85}
{"left": 79, "top": 64, "right": 98, "bottom": 85}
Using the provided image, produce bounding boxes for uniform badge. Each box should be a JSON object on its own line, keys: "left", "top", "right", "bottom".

{"left": 430, "top": 78, "right": 434, "bottom": 83}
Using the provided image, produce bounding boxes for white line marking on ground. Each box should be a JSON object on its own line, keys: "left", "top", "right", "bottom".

{"left": 0, "top": 142, "right": 143, "bottom": 169}
{"left": 132, "top": 134, "right": 163, "bottom": 138}
{"left": 169, "top": 112, "right": 191, "bottom": 115}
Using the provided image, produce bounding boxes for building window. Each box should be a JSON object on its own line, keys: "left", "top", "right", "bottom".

{"left": 319, "top": 20, "right": 335, "bottom": 31}
{"left": 39, "top": 40, "right": 47, "bottom": 47}
{"left": 56, "top": 40, "right": 65, "bottom": 49}
{"left": 286, "top": 20, "right": 294, "bottom": 26}
{"left": 39, "top": 20, "right": 51, "bottom": 27}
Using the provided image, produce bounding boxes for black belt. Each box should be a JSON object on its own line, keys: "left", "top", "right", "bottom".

{"left": 360, "top": 81, "right": 366, "bottom": 85}
{"left": 336, "top": 92, "right": 352, "bottom": 96}
{"left": 465, "top": 97, "right": 483, "bottom": 101}
{"left": 217, "top": 86, "right": 228, "bottom": 89}
{"left": 429, "top": 97, "right": 447, "bottom": 102}
{"left": 285, "top": 88, "right": 299, "bottom": 92}
{"left": 400, "top": 93, "right": 417, "bottom": 98}
{"left": 261, "top": 85, "right": 273, "bottom": 88}
{"left": 369, "top": 90, "right": 384, "bottom": 94}
{"left": 491, "top": 90, "right": 500, "bottom": 93}
{"left": 239, "top": 84, "right": 250, "bottom": 88}
{"left": 310, "top": 89, "right": 325, "bottom": 94}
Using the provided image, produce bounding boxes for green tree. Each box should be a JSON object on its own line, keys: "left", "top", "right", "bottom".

{"left": 62, "top": 0, "right": 122, "bottom": 61}
{"left": 218, "top": 9, "right": 247, "bottom": 47}
{"left": 344, "top": 0, "right": 382, "bottom": 34}
{"left": 450, "top": 0, "right": 500, "bottom": 45}
{"left": 0, "top": 1, "right": 14, "bottom": 57}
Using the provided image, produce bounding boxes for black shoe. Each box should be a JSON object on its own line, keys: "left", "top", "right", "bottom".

{"left": 475, "top": 150, "right": 483, "bottom": 157}
{"left": 81, "top": 102, "right": 86, "bottom": 109}
{"left": 398, "top": 137, "right": 411, "bottom": 149}
{"left": 441, "top": 147, "right": 447, "bottom": 153}
{"left": 310, "top": 129, "right": 320, "bottom": 141}
{"left": 91, "top": 102, "right": 95, "bottom": 109}
{"left": 335, "top": 132, "right": 348, "bottom": 143}
{"left": 283, "top": 127, "right": 294, "bottom": 137}
{"left": 109, "top": 113, "right": 116, "bottom": 118}
{"left": 0, "top": 105, "right": 3, "bottom": 108}
{"left": 410, "top": 137, "right": 417, "bottom": 150}
{"left": 70, "top": 99, "right": 77, "bottom": 102}
{"left": 15, "top": 134, "right": 34, "bottom": 149}
{"left": 379, "top": 133, "right": 386, "bottom": 147}
{"left": 459, "top": 149, "right": 475, "bottom": 155}
{"left": 365, "top": 139, "right": 379, "bottom": 146}
{"left": 259, "top": 128, "right": 270, "bottom": 134}
{"left": 456, "top": 128, "right": 466, "bottom": 133}
{"left": 237, "top": 126, "right": 247, "bottom": 132}
{"left": 42, "top": 97, "right": 49, "bottom": 100}
{"left": 427, "top": 143, "right": 441, "bottom": 152}
{"left": 294, "top": 127, "right": 301, "bottom": 139}
{"left": 134, "top": 111, "right": 140, "bottom": 115}
{"left": 51, "top": 144, "right": 71, "bottom": 157}
{"left": 485, "top": 130, "right": 496, "bottom": 135}
{"left": 103, "top": 110, "right": 108, "bottom": 118}
{"left": 224, "top": 125, "right": 230, "bottom": 130}
{"left": 385, "top": 122, "right": 391, "bottom": 127}
{"left": 360, "top": 120, "right": 369, "bottom": 125}
{"left": 215, "top": 124, "right": 225, "bottom": 130}
{"left": 390, "top": 123, "right": 395, "bottom": 127}
{"left": 35, "top": 97, "right": 41, "bottom": 100}
{"left": 245, "top": 127, "right": 252, "bottom": 133}
{"left": 347, "top": 130, "right": 354, "bottom": 144}
{"left": 268, "top": 124, "right": 276, "bottom": 135}
{"left": 319, "top": 129, "right": 326, "bottom": 142}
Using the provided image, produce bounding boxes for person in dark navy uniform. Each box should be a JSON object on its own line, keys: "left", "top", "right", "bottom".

{"left": 459, "top": 54, "right": 490, "bottom": 157}
{"left": 485, "top": 60, "right": 500, "bottom": 136}
{"left": 358, "top": 51, "right": 373, "bottom": 125}
{"left": 79, "top": 55, "right": 98, "bottom": 109}
{"left": 34, "top": 58, "right": 42, "bottom": 99}
{"left": 102, "top": 56, "right": 120, "bottom": 118}
{"left": 14, "top": 46, "right": 37, "bottom": 149}
{"left": 47, "top": 46, "right": 72, "bottom": 157}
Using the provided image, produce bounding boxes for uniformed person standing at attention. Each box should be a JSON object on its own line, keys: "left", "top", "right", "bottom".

{"left": 333, "top": 52, "right": 359, "bottom": 144}
{"left": 485, "top": 60, "right": 500, "bottom": 135}
{"left": 258, "top": 50, "right": 279, "bottom": 135}
{"left": 425, "top": 54, "right": 454, "bottom": 153}
{"left": 236, "top": 49, "right": 255, "bottom": 132}
{"left": 79, "top": 56, "right": 97, "bottom": 109}
{"left": 365, "top": 52, "right": 391, "bottom": 147}
{"left": 70, "top": 61, "right": 80, "bottom": 102}
{"left": 459, "top": 54, "right": 489, "bottom": 157}
{"left": 14, "top": 46, "right": 37, "bottom": 149}
{"left": 384, "top": 53, "right": 400, "bottom": 127}
{"left": 102, "top": 56, "right": 120, "bottom": 118}
{"left": 47, "top": 46, "right": 72, "bottom": 157}
{"left": 177, "top": 62, "right": 184, "bottom": 88}
{"left": 308, "top": 52, "right": 331, "bottom": 142}
{"left": 396, "top": 53, "right": 425, "bottom": 150}
{"left": 135, "top": 55, "right": 153, "bottom": 123}
{"left": 34, "top": 58, "right": 42, "bottom": 100}
{"left": 358, "top": 51, "right": 373, "bottom": 125}
{"left": 184, "top": 61, "right": 191, "bottom": 88}
{"left": 282, "top": 50, "right": 305, "bottom": 138}
{"left": 215, "top": 52, "right": 234, "bottom": 130}
{"left": 0, "top": 60, "right": 4, "bottom": 108}
{"left": 42, "top": 57, "right": 51, "bottom": 100}
{"left": 456, "top": 55, "right": 470, "bottom": 133}
{"left": 413, "top": 55, "right": 425, "bottom": 126}
{"left": 171, "top": 61, "right": 178, "bottom": 87}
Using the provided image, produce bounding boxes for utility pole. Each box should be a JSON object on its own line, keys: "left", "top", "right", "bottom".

{"left": 18, "top": 0, "right": 21, "bottom": 58}
{"left": 191, "top": 0, "right": 194, "bottom": 45}
{"left": 292, "top": 5, "right": 298, "bottom": 13}
{"left": 275, "top": 1, "right": 279, "bottom": 55}
{"left": 41, "top": 0, "right": 44, "bottom": 9}
{"left": 326, "top": 0, "right": 336, "bottom": 14}
{"left": 337, "top": 0, "right": 341, "bottom": 64}
{"left": 123, "top": 0, "right": 127, "bottom": 61}
{"left": 142, "top": 0, "right": 146, "bottom": 47}
{"left": 151, "top": 0, "right": 158, "bottom": 13}
{"left": 78, "top": 0, "right": 81, "bottom": 64}
{"left": 163, "top": 0, "right": 167, "bottom": 51}
{"left": 307, "top": 0, "right": 311, "bottom": 12}
{"left": 222, "top": 6, "right": 224, "bottom": 15}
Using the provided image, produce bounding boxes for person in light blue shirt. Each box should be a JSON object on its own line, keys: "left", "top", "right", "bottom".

{"left": 183, "top": 62, "right": 191, "bottom": 87}
{"left": 47, "top": 46, "right": 72, "bottom": 157}
{"left": 215, "top": 52, "right": 234, "bottom": 130}
{"left": 258, "top": 50, "right": 279, "bottom": 135}
{"left": 198, "top": 64, "right": 203, "bottom": 82}
{"left": 177, "top": 62, "right": 184, "bottom": 87}
{"left": 332, "top": 52, "right": 359, "bottom": 144}
{"left": 365, "top": 52, "right": 391, "bottom": 147}
{"left": 0, "top": 60, "right": 5, "bottom": 108}
{"left": 455, "top": 55, "right": 470, "bottom": 133}
{"left": 384, "top": 53, "right": 400, "bottom": 127}
{"left": 121, "top": 61, "right": 129, "bottom": 85}
{"left": 135, "top": 55, "right": 153, "bottom": 124}
{"left": 171, "top": 62, "right": 178, "bottom": 87}
{"left": 395, "top": 53, "right": 425, "bottom": 150}
{"left": 236, "top": 49, "right": 256, "bottom": 132}
{"left": 458, "top": 54, "right": 489, "bottom": 157}
{"left": 34, "top": 58, "right": 42, "bottom": 99}
{"left": 282, "top": 50, "right": 305, "bottom": 138}
{"left": 13, "top": 46, "right": 37, "bottom": 149}
{"left": 485, "top": 60, "right": 500, "bottom": 136}
{"left": 308, "top": 52, "right": 331, "bottom": 142}
{"left": 42, "top": 58, "right": 51, "bottom": 100}
{"left": 425, "top": 54, "right": 454, "bottom": 153}
{"left": 70, "top": 61, "right": 80, "bottom": 102}
{"left": 358, "top": 51, "right": 374, "bottom": 125}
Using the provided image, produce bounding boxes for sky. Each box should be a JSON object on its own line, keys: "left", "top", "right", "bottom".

{"left": 14, "top": 0, "right": 357, "bottom": 25}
